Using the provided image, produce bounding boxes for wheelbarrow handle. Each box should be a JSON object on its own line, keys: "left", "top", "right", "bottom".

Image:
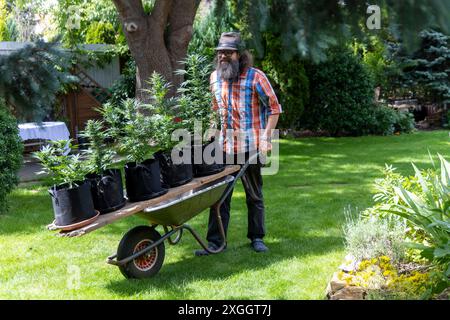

{"left": 218, "top": 151, "right": 261, "bottom": 206}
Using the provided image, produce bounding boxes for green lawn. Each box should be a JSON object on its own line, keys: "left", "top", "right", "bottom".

{"left": 1, "top": 130, "right": 449, "bottom": 299}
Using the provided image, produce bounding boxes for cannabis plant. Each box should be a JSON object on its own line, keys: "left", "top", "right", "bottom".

{"left": 117, "top": 98, "right": 156, "bottom": 163}
{"left": 96, "top": 101, "right": 127, "bottom": 139}
{"left": 34, "top": 140, "right": 87, "bottom": 188}
{"left": 142, "top": 72, "right": 184, "bottom": 152}
{"left": 175, "top": 53, "right": 217, "bottom": 136}
{"left": 78, "top": 119, "right": 115, "bottom": 174}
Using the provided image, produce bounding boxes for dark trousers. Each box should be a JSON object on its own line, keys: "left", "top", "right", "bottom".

{"left": 206, "top": 153, "right": 265, "bottom": 247}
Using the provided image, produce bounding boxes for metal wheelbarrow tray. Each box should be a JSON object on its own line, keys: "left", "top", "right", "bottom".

{"left": 49, "top": 162, "right": 256, "bottom": 279}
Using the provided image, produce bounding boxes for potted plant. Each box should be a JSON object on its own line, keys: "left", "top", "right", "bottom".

{"left": 79, "top": 119, "right": 126, "bottom": 214}
{"left": 34, "top": 140, "right": 98, "bottom": 227}
{"left": 144, "top": 72, "right": 194, "bottom": 188}
{"left": 175, "top": 53, "right": 224, "bottom": 177}
{"left": 114, "top": 98, "right": 167, "bottom": 202}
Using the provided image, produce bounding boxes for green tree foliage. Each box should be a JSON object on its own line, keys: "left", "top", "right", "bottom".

{"left": 0, "top": 40, "right": 78, "bottom": 122}
{"left": 0, "top": 0, "right": 7, "bottom": 40}
{"left": 54, "top": 0, "right": 121, "bottom": 47}
{"left": 85, "top": 21, "right": 116, "bottom": 44}
{"left": 189, "top": 0, "right": 236, "bottom": 60}
{"left": 351, "top": 36, "right": 396, "bottom": 91}
{"left": 0, "top": 100, "right": 23, "bottom": 214}
{"left": 219, "top": 0, "right": 450, "bottom": 63}
{"left": 400, "top": 30, "right": 450, "bottom": 105}
{"left": 3, "top": 0, "right": 45, "bottom": 42}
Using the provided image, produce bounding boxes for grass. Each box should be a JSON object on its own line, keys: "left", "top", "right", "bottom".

{"left": 0, "top": 130, "right": 449, "bottom": 299}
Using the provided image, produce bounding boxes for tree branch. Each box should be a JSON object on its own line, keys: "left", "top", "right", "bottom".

{"left": 150, "top": 0, "right": 174, "bottom": 32}
{"left": 166, "top": 0, "right": 200, "bottom": 88}
{"left": 112, "top": 0, "right": 145, "bottom": 19}
{"left": 112, "top": 0, "right": 145, "bottom": 33}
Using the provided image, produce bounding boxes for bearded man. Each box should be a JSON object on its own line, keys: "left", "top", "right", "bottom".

{"left": 195, "top": 32, "right": 282, "bottom": 255}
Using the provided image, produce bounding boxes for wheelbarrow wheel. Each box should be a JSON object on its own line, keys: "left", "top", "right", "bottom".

{"left": 117, "top": 225, "right": 165, "bottom": 279}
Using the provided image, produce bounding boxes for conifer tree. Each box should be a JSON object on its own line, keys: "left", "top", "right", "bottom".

{"left": 0, "top": 40, "right": 78, "bottom": 122}
{"left": 401, "top": 30, "right": 450, "bottom": 105}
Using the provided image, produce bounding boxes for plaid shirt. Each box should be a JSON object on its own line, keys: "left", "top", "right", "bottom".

{"left": 210, "top": 67, "right": 282, "bottom": 153}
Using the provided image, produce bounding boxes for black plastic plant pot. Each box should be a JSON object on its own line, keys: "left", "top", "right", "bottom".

{"left": 154, "top": 149, "right": 193, "bottom": 188}
{"left": 124, "top": 159, "right": 168, "bottom": 202}
{"left": 76, "top": 135, "right": 90, "bottom": 151}
{"left": 192, "top": 142, "right": 225, "bottom": 177}
{"left": 48, "top": 180, "right": 97, "bottom": 227}
{"left": 86, "top": 169, "right": 127, "bottom": 214}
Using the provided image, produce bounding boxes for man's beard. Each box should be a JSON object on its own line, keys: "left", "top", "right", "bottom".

{"left": 216, "top": 59, "right": 240, "bottom": 81}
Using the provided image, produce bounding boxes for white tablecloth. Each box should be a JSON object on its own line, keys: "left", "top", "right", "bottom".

{"left": 18, "top": 122, "right": 70, "bottom": 142}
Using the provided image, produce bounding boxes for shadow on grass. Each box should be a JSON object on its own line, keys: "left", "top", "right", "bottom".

{"left": 105, "top": 235, "right": 343, "bottom": 297}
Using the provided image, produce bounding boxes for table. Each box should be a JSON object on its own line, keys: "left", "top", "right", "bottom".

{"left": 18, "top": 121, "right": 70, "bottom": 142}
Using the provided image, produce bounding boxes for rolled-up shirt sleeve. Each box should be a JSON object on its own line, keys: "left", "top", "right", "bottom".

{"left": 255, "top": 71, "right": 282, "bottom": 116}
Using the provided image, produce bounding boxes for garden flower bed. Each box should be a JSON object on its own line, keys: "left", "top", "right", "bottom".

{"left": 327, "top": 155, "right": 450, "bottom": 300}
{"left": 327, "top": 256, "right": 433, "bottom": 300}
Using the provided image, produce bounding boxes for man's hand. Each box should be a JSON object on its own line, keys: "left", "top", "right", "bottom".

{"left": 259, "top": 137, "right": 272, "bottom": 154}
{"left": 259, "top": 114, "right": 279, "bottom": 155}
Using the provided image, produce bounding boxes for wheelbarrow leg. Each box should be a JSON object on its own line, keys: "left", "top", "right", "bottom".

{"left": 183, "top": 202, "right": 227, "bottom": 254}
{"left": 189, "top": 152, "right": 262, "bottom": 254}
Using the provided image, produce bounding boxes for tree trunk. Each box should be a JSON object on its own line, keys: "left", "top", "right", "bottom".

{"left": 113, "top": 0, "right": 200, "bottom": 103}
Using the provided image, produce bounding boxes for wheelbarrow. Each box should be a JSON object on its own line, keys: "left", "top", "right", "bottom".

{"left": 51, "top": 152, "right": 261, "bottom": 279}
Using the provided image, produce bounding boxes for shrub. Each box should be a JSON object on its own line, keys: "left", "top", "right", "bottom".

{"left": 384, "top": 156, "right": 450, "bottom": 268}
{"left": 343, "top": 212, "right": 406, "bottom": 263}
{"left": 367, "top": 105, "right": 415, "bottom": 135}
{"left": 394, "top": 111, "right": 416, "bottom": 133}
{"left": 85, "top": 21, "right": 116, "bottom": 44}
{"left": 369, "top": 105, "right": 397, "bottom": 136}
{"left": 362, "top": 155, "right": 450, "bottom": 293}
{"left": 302, "top": 49, "right": 377, "bottom": 136}
{"left": 0, "top": 103, "right": 23, "bottom": 214}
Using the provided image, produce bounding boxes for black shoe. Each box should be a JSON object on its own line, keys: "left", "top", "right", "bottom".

{"left": 251, "top": 238, "right": 268, "bottom": 252}
{"left": 194, "top": 243, "right": 226, "bottom": 256}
